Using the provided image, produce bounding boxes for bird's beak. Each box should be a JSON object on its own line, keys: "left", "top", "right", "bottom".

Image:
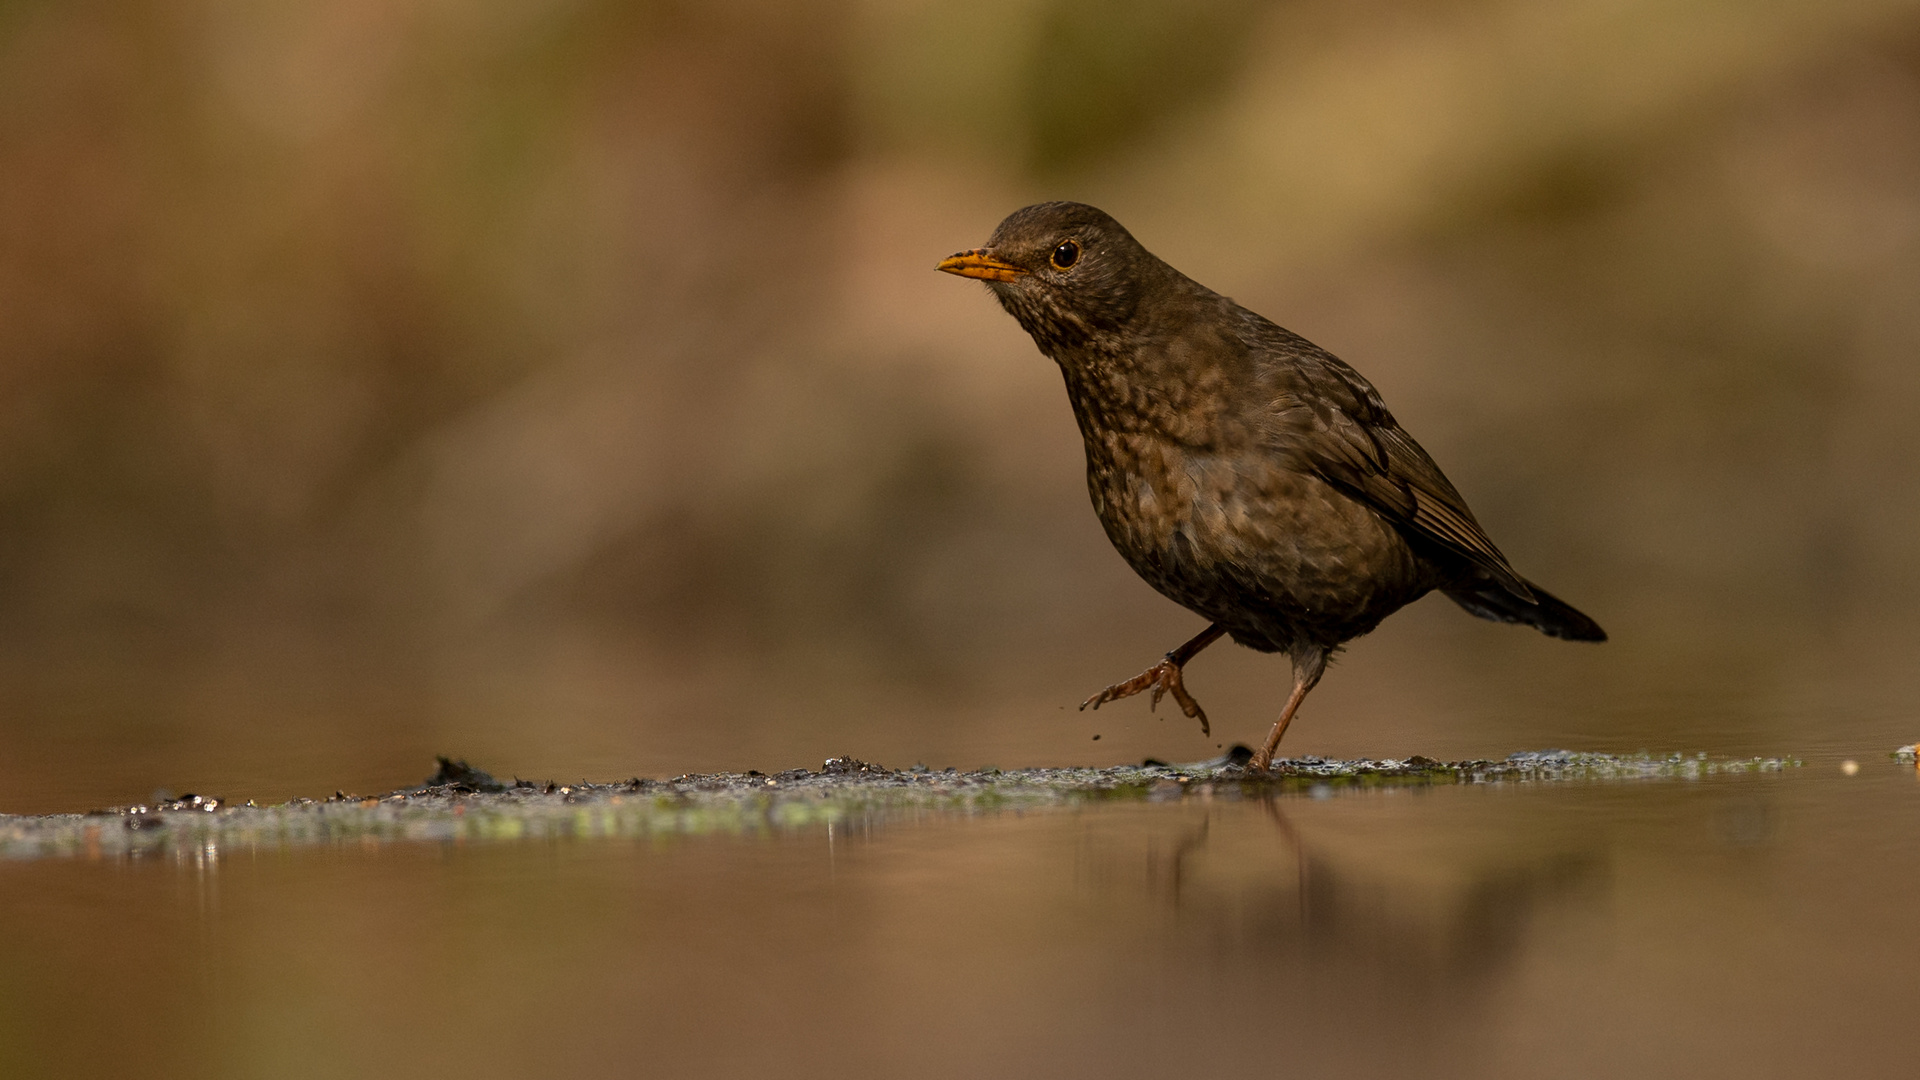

{"left": 937, "top": 248, "right": 1026, "bottom": 283}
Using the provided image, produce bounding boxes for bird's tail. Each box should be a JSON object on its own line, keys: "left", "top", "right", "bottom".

{"left": 1443, "top": 576, "right": 1607, "bottom": 642}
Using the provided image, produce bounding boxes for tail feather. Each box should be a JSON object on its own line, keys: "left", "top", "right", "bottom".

{"left": 1443, "top": 576, "right": 1607, "bottom": 642}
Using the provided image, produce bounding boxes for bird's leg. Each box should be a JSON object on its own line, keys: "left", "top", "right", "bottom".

{"left": 1248, "top": 646, "right": 1330, "bottom": 772}
{"left": 1080, "top": 624, "right": 1226, "bottom": 735}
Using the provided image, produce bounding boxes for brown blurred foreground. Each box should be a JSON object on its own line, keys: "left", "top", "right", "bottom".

{"left": 0, "top": 763, "right": 1914, "bottom": 1077}
{"left": 2, "top": 1, "right": 1920, "bottom": 810}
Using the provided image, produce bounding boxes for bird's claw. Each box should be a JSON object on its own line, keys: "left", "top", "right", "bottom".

{"left": 1079, "top": 657, "right": 1210, "bottom": 736}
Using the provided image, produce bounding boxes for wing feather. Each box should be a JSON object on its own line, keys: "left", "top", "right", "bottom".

{"left": 1252, "top": 323, "right": 1531, "bottom": 599}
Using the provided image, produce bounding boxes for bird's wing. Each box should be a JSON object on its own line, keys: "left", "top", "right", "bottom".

{"left": 1259, "top": 337, "right": 1532, "bottom": 599}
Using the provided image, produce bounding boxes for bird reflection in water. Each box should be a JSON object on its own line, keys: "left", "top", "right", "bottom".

{"left": 1137, "top": 793, "right": 1607, "bottom": 981}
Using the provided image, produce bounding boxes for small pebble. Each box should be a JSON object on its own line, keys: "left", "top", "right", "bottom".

{"left": 1841, "top": 760, "right": 1860, "bottom": 776}
{"left": 1091, "top": 734, "right": 1101, "bottom": 741}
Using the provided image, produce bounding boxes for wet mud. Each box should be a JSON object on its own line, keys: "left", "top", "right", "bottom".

{"left": 0, "top": 749, "right": 1802, "bottom": 860}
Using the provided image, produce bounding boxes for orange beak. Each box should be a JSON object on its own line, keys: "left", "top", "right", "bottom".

{"left": 936, "top": 248, "right": 1026, "bottom": 283}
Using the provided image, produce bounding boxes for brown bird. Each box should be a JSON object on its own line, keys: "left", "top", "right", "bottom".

{"left": 938, "top": 202, "right": 1604, "bottom": 771}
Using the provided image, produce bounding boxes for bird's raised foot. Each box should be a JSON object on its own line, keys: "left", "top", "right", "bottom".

{"left": 1079, "top": 656, "right": 1210, "bottom": 736}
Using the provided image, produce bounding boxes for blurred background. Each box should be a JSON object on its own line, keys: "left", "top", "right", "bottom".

{"left": 3, "top": 0, "right": 1919, "bottom": 811}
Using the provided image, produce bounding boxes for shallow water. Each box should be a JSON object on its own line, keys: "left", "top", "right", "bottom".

{"left": 3, "top": 760, "right": 1915, "bottom": 1078}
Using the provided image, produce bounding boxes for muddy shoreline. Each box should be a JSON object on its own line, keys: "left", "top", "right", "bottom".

{"left": 0, "top": 750, "right": 1800, "bottom": 860}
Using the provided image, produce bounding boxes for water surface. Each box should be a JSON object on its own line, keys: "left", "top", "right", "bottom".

{"left": 3, "top": 760, "right": 1914, "bottom": 1077}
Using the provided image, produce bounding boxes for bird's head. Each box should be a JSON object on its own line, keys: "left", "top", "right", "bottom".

{"left": 937, "top": 202, "right": 1166, "bottom": 355}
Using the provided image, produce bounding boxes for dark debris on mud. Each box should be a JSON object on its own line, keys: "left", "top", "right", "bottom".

{"left": 0, "top": 748, "right": 1800, "bottom": 860}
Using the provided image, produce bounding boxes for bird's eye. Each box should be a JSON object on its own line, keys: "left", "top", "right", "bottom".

{"left": 1050, "top": 240, "right": 1080, "bottom": 270}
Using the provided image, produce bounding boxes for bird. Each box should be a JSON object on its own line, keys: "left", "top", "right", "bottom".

{"left": 937, "top": 202, "right": 1604, "bottom": 771}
